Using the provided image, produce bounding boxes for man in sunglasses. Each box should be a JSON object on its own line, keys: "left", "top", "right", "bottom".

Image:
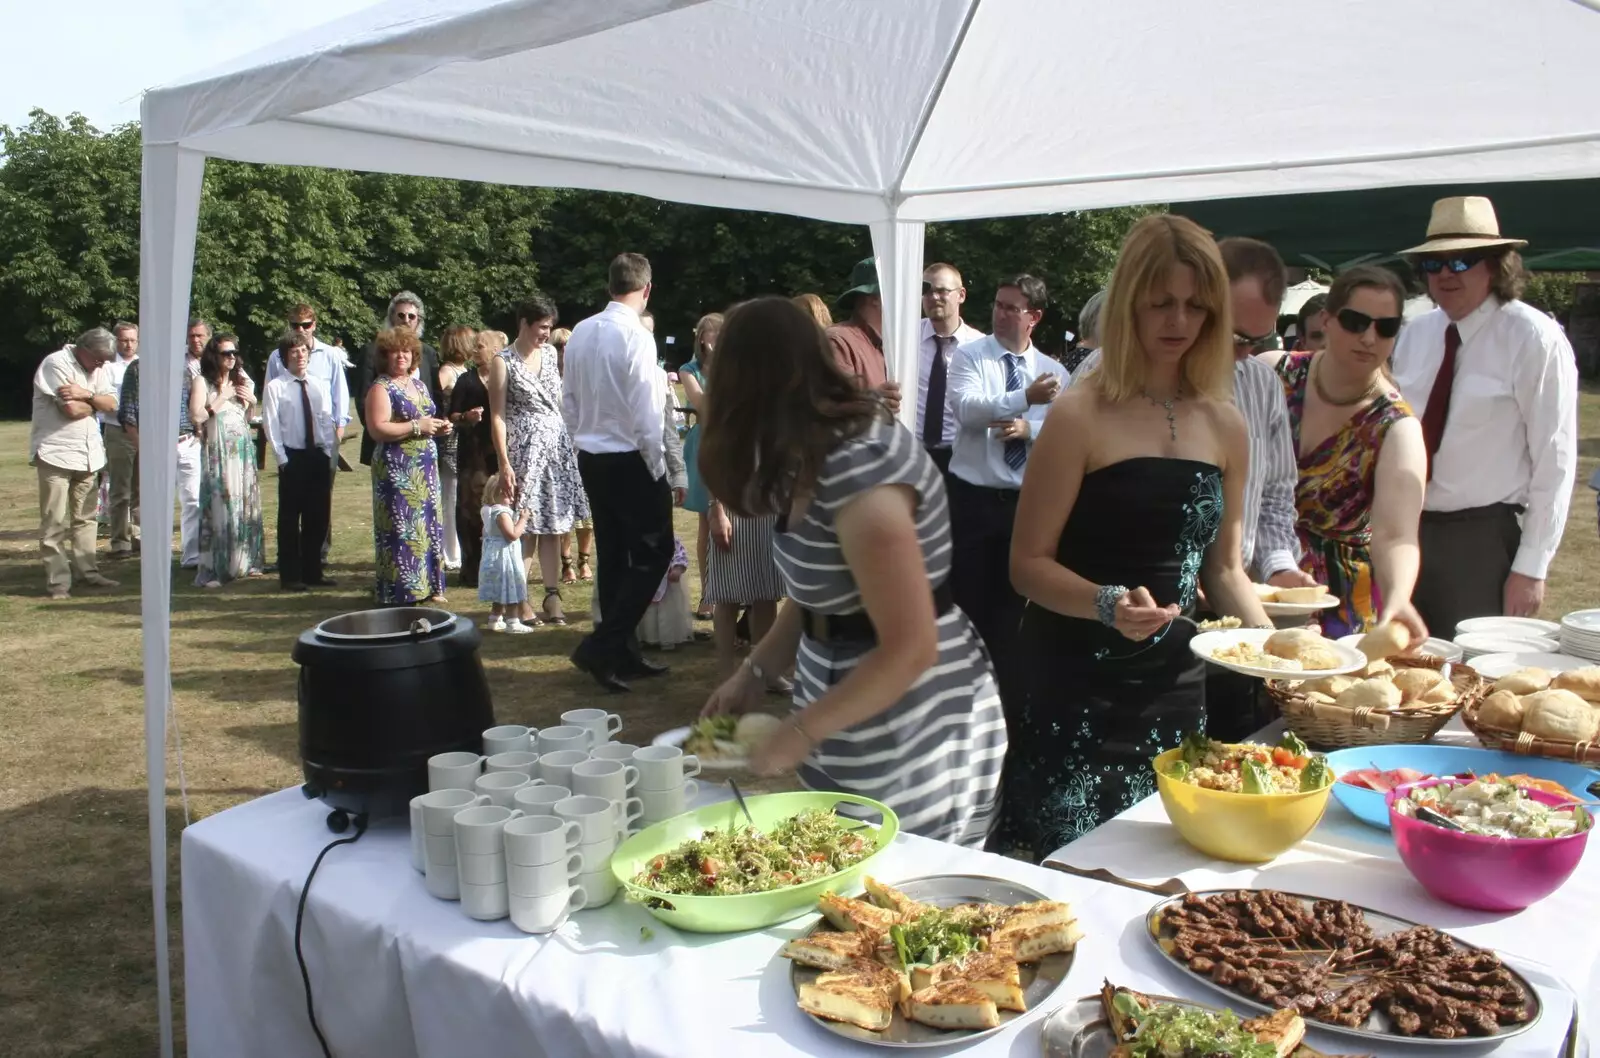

{"left": 1390, "top": 196, "right": 1577, "bottom": 631}
{"left": 356, "top": 291, "right": 444, "bottom": 467}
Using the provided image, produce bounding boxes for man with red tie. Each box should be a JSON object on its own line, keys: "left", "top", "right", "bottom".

{"left": 1392, "top": 196, "right": 1577, "bottom": 634}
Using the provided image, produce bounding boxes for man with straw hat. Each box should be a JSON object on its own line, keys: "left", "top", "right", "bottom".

{"left": 1391, "top": 195, "right": 1577, "bottom": 635}
{"left": 825, "top": 257, "right": 901, "bottom": 414}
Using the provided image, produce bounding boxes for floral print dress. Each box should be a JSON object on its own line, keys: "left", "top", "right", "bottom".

{"left": 500, "top": 346, "right": 589, "bottom": 535}
{"left": 371, "top": 378, "right": 446, "bottom": 605}
{"left": 195, "top": 381, "right": 265, "bottom": 585}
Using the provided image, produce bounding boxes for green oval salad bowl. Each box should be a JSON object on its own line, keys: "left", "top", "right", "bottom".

{"left": 610, "top": 790, "right": 899, "bottom": 933}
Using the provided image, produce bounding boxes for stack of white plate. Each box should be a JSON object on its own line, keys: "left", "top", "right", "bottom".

{"left": 1467, "top": 651, "right": 1593, "bottom": 680}
{"left": 1558, "top": 609, "right": 1600, "bottom": 661}
{"left": 1452, "top": 617, "right": 1562, "bottom": 661}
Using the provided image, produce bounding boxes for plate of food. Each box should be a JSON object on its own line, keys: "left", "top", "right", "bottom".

{"left": 1192, "top": 628, "right": 1367, "bottom": 679}
{"left": 1148, "top": 889, "right": 1542, "bottom": 1045}
{"left": 1040, "top": 980, "right": 1366, "bottom": 1057}
{"left": 653, "top": 713, "right": 783, "bottom": 770}
{"left": 781, "top": 874, "right": 1081, "bottom": 1047}
{"left": 611, "top": 791, "right": 897, "bottom": 933}
{"left": 1253, "top": 583, "right": 1341, "bottom": 618}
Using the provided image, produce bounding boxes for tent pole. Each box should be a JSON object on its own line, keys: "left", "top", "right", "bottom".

{"left": 870, "top": 216, "right": 927, "bottom": 432}
{"left": 137, "top": 140, "right": 206, "bottom": 1058}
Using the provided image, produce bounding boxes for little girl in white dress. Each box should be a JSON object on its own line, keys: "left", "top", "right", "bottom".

{"left": 477, "top": 473, "right": 534, "bottom": 633}
{"left": 591, "top": 535, "right": 694, "bottom": 648}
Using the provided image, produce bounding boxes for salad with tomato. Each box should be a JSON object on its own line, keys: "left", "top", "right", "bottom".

{"left": 630, "top": 809, "right": 873, "bottom": 896}
{"left": 1162, "top": 732, "right": 1332, "bottom": 795}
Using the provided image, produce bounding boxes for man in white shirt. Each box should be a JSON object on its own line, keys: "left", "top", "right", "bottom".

{"left": 1390, "top": 196, "right": 1578, "bottom": 633}
{"left": 32, "top": 329, "right": 121, "bottom": 599}
{"left": 103, "top": 320, "right": 140, "bottom": 556}
{"left": 562, "top": 253, "right": 676, "bottom": 693}
{"left": 267, "top": 302, "right": 352, "bottom": 559}
{"left": 263, "top": 331, "right": 338, "bottom": 592}
{"left": 946, "top": 274, "right": 1067, "bottom": 708}
{"left": 917, "top": 262, "right": 986, "bottom": 475}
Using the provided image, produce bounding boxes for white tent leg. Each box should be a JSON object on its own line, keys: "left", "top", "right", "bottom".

{"left": 869, "top": 217, "right": 926, "bottom": 431}
{"left": 137, "top": 142, "right": 205, "bottom": 1058}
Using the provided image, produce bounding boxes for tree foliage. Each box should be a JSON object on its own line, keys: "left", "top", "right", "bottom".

{"left": 0, "top": 108, "right": 1148, "bottom": 414}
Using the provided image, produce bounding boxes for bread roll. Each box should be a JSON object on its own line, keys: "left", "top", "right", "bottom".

{"left": 1265, "top": 628, "right": 1324, "bottom": 661}
{"left": 1392, "top": 667, "right": 1448, "bottom": 704}
{"left": 1494, "top": 668, "right": 1552, "bottom": 696}
{"left": 1300, "top": 675, "right": 1355, "bottom": 698}
{"left": 1297, "top": 645, "right": 1343, "bottom": 671}
{"left": 1522, "top": 689, "right": 1600, "bottom": 743}
{"left": 1355, "top": 622, "right": 1410, "bottom": 662}
{"left": 1359, "top": 659, "right": 1395, "bottom": 681}
{"left": 1418, "top": 681, "right": 1458, "bottom": 706}
{"left": 1334, "top": 679, "right": 1402, "bottom": 713}
{"left": 1273, "top": 585, "right": 1330, "bottom": 605}
{"left": 1476, "top": 689, "right": 1526, "bottom": 731}
{"left": 1252, "top": 583, "right": 1280, "bottom": 603}
{"left": 1549, "top": 667, "right": 1600, "bottom": 703}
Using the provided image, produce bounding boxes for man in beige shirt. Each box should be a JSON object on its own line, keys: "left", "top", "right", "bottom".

{"left": 31, "top": 328, "right": 120, "bottom": 598}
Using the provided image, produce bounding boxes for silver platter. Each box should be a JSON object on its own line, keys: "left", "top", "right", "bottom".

{"left": 1040, "top": 991, "right": 1347, "bottom": 1057}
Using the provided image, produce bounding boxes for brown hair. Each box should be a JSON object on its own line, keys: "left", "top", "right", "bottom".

{"left": 1325, "top": 265, "right": 1406, "bottom": 317}
{"left": 698, "top": 297, "right": 879, "bottom": 518}
{"left": 608, "top": 253, "right": 652, "bottom": 297}
{"left": 286, "top": 302, "right": 317, "bottom": 323}
{"left": 200, "top": 334, "right": 246, "bottom": 388}
{"left": 693, "top": 313, "right": 724, "bottom": 364}
{"left": 1216, "top": 236, "right": 1287, "bottom": 308}
{"left": 1488, "top": 249, "right": 1528, "bottom": 302}
{"left": 1094, "top": 215, "right": 1235, "bottom": 403}
{"left": 276, "top": 329, "right": 313, "bottom": 358}
{"left": 790, "top": 293, "right": 833, "bottom": 328}
{"left": 438, "top": 325, "right": 477, "bottom": 366}
{"left": 371, "top": 327, "right": 421, "bottom": 376}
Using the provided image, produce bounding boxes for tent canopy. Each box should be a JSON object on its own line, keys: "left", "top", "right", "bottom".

{"left": 1183, "top": 179, "right": 1600, "bottom": 272}
{"left": 135, "top": 3, "right": 1600, "bottom": 1055}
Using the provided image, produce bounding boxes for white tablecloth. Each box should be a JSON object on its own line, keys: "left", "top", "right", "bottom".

{"left": 183, "top": 786, "right": 1580, "bottom": 1057}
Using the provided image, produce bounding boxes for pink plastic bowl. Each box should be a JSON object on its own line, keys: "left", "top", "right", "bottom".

{"left": 1387, "top": 777, "right": 1591, "bottom": 912}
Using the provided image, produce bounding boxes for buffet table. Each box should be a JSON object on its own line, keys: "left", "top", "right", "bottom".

{"left": 184, "top": 772, "right": 1586, "bottom": 1057}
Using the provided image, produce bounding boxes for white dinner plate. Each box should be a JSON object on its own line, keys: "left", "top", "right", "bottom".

{"left": 1454, "top": 616, "right": 1561, "bottom": 638}
{"left": 1457, "top": 651, "right": 1593, "bottom": 680}
{"left": 1259, "top": 594, "right": 1341, "bottom": 617}
{"left": 1190, "top": 628, "right": 1367, "bottom": 679}
{"left": 1453, "top": 632, "right": 1561, "bottom": 657}
{"left": 1560, "top": 609, "right": 1600, "bottom": 634}
{"left": 651, "top": 726, "right": 749, "bottom": 771}
{"left": 1336, "top": 633, "right": 1463, "bottom": 663}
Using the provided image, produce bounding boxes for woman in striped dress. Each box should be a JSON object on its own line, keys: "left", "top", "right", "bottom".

{"left": 698, "top": 297, "right": 1007, "bottom": 847}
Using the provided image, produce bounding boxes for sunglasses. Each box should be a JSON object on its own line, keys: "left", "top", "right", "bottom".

{"left": 1335, "top": 308, "right": 1403, "bottom": 339}
{"left": 290, "top": 320, "right": 315, "bottom": 330}
{"left": 1233, "top": 330, "right": 1279, "bottom": 354}
{"left": 1417, "top": 253, "right": 1488, "bottom": 275}
{"left": 395, "top": 312, "right": 420, "bottom": 322}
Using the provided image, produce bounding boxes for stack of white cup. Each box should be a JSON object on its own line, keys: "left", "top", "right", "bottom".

{"left": 503, "top": 815, "right": 588, "bottom": 933}
{"left": 633, "top": 745, "right": 702, "bottom": 825}
{"left": 453, "top": 805, "right": 521, "bottom": 920}
{"left": 567, "top": 759, "right": 642, "bottom": 895}
{"left": 553, "top": 794, "right": 639, "bottom": 907}
{"left": 417, "top": 789, "right": 489, "bottom": 899}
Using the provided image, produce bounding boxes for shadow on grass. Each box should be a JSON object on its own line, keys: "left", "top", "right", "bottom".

{"left": 84, "top": 666, "right": 298, "bottom": 706}
{"left": 225, "top": 722, "right": 301, "bottom": 768}
{"left": 1578, "top": 435, "right": 1600, "bottom": 458}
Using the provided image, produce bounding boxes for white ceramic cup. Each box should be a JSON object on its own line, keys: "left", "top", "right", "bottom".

{"left": 474, "top": 771, "right": 532, "bottom": 808}
{"left": 454, "top": 805, "right": 523, "bottom": 857}
{"left": 485, "top": 750, "right": 541, "bottom": 776}
{"left": 482, "top": 724, "right": 534, "bottom": 756}
{"left": 408, "top": 795, "right": 427, "bottom": 874}
{"left": 639, "top": 780, "right": 700, "bottom": 824}
{"left": 632, "top": 745, "right": 701, "bottom": 791}
{"left": 424, "top": 856, "right": 461, "bottom": 900}
{"left": 513, "top": 784, "right": 571, "bottom": 816}
{"left": 457, "top": 850, "right": 508, "bottom": 886}
{"left": 538, "top": 749, "right": 590, "bottom": 790}
{"left": 424, "top": 833, "right": 459, "bottom": 867}
{"left": 561, "top": 708, "right": 623, "bottom": 749}
{"left": 570, "top": 759, "right": 640, "bottom": 803}
{"left": 555, "top": 794, "right": 641, "bottom": 844}
{"left": 509, "top": 886, "right": 586, "bottom": 935}
{"left": 577, "top": 867, "right": 620, "bottom": 908}
{"left": 503, "top": 814, "right": 584, "bottom": 866}
{"left": 459, "top": 880, "right": 510, "bottom": 921}
{"left": 428, "top": 751, "right": 486, "bottom": 792}
{"left": 536, "top": 725, "right": 591, "bottom": 756}
{"left": 590, "top": 742, "right": 640, "bottom": 763}
{"left": 573, "top": 835, "right": 618, "bottom": 875}
{"left": 419, "top": 788, "right": 489, "bottom": 837}
{"left": 506, "top": 852, "right": 584, "bottom": 897}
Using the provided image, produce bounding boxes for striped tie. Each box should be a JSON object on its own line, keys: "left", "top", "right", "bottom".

{"left": 1003, "top": 354, "right": 1027, "bottom": 471}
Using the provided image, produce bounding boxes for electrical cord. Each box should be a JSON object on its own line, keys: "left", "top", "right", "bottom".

{"left": 294, "top": 813, "right": 368, "bottom": 1058}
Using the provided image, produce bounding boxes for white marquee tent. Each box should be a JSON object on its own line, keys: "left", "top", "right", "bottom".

{"left": 137, "top": 0, "right": 1600, "bottom": 1051}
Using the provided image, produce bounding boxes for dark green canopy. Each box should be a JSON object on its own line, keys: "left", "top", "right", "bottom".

{"left": 1179, "top": 180, "right": 1600, "bottom": 272}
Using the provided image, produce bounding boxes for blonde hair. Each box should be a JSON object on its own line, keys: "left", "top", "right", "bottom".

{"left": 1093, "top": 215, "right": 1234, "bottom": 403}
{"left": 791, "top": 293, "right": 833, "bottom": 329}
{"left": 481, "top": 472, "right": 510, "bottom": 506}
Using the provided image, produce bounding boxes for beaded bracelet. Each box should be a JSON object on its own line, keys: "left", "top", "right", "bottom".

{"left": 1095, "top": 584, "right": 1128, "bottom": 628}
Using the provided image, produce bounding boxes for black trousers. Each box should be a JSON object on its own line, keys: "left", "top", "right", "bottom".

{"left": 278, "top": 447, "right": 332, "bottom": 586}
{"left": 1415, "top": 503, "right": 1522, "bottom": 638}
{"left": 946, "top": 475, "right": 1025, "bottom": 717}
{"left": 926, "top": 446, "right": 953, "bottom": 476}
{"left": 576, "top": 450, "right": 674, "bottom": 670}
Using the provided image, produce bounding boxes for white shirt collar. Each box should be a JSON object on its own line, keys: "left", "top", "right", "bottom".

{"left": 1452, "top": 295, "right": 1502, "bottom": 344}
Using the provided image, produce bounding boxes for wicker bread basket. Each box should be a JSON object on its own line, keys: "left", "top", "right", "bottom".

{"left": 1266, "top": 654, "right": 1488, "bottom": 750}
{"left": 1462, "top": 696, "right": 1600, "bottom": 765}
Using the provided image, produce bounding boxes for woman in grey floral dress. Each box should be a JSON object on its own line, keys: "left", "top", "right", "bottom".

{"left": 489, "top": 296, "right": 589, "bottom": 626}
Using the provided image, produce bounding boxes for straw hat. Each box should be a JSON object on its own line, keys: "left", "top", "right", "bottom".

{"left": 1401, "top": 196, "right": 1527, "bottom": 255}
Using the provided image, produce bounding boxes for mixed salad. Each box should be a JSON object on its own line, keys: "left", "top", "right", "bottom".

{"left": 1162, "top": 732, "right": 1332, "bottom": 795}
{"left": 887, "top": 904, "right": 1006, "bottom": 968}
{"left": 631, "top": 809, "right": 873, "bottom": 895}
{"left": 1110, "top": 992, "right": 1280, "bottom": 1058}
{"left": 1396, "top": 778, "right": 1591, "bottom": 839}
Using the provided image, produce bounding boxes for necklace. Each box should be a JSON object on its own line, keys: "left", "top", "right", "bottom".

{"left": 1144, "top": 389, "right": 1181, "bottom": 441}
{"left": 1311, "top": 353, "right": 1380, "bottom": 407}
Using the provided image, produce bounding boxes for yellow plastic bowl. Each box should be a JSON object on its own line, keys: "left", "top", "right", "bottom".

{"left": 1151, "top": 748, "right": 1332, "bottom": 863}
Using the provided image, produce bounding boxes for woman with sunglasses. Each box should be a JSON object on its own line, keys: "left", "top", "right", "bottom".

{"left": 1261, "top": 265, "right": 1428, "bottom": 641}
{"left": 189, "top": 334, "right": 265, "bottom": 588}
